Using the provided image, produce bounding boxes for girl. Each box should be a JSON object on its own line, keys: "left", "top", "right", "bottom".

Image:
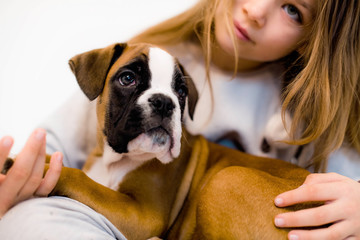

{"left": 1, "top": 0, "right": 359, "bottom": 239}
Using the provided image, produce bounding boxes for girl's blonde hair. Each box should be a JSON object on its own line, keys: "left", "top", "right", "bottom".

{"left": 283, "top": 0, "right": 360, "bottom": 171}
{"left": 130, "top": 0, "right": 360, "bottom": 172}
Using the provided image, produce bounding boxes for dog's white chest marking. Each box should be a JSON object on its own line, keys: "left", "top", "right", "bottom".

{"left": 86, "top": 143, "right": 147, "bottom": 190}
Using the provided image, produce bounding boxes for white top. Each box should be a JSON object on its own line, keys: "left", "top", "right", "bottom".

{"left": 40, "top": 41, "right": 360, "bottom": 180}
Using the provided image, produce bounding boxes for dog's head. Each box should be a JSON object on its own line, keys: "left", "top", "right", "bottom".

{"left": 69, "top": 43, "right": 198, "bottom": 164}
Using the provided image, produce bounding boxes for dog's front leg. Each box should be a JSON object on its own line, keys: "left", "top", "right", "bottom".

{"left": 46, "top": 166, "right": 167, "bottom": 240}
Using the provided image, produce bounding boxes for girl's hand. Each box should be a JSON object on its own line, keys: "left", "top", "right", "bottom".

{"left": 0, "top": 128, "right": 63, "bottom": 218}
{"left": 274, "top": 173, "right": 360, "bottom": 240}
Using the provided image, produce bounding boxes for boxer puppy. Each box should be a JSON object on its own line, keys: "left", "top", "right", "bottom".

{"left": 50, "top": 43, "right": 202, "bottom": 239}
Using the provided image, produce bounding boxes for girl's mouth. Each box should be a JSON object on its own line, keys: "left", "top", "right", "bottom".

{"left": 234, "top": 21, "right": 253, "bottom": 43}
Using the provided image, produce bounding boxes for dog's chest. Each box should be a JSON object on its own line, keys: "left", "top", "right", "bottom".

{"left": 85, "top": 145, "right": 146, "bottom": 190}
{"left": 86, "top": 158, "right": 143, "bottom": 190}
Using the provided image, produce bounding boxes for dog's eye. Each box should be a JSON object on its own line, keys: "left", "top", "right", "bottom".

{"left": 177, "top": 85, "right": 188, "bottom": 98}
{"left": 119, "top": 72, "right": 136, "bottom": 86}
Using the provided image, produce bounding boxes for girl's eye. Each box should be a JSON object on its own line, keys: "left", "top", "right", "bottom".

{"left": 283, "top": 4, "right": 302, "bottom": 23}
{"left": 119, "top": 72, "right": 136, "bottom": 86}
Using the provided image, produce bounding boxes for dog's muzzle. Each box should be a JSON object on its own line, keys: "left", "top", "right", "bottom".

{"left": 126, "top": 93, "right": 182, "bottom": 164}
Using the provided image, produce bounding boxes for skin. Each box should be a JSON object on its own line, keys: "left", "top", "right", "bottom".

{"left": 214, "top": 0, "right": 360, "bottom": 239}
{"left": 0, "top": 128, "right": 62, "bottom": 218}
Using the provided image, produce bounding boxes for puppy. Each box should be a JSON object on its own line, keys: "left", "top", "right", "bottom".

{"left": 48, "top": 43, "right": 202, "bottom": 239}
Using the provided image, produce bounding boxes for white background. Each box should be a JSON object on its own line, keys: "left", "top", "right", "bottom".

{"left": 0, "top": 0, "right": 198, "bottom": 153}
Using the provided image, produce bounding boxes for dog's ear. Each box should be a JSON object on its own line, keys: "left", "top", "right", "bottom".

{"left": 69, "top": 43, "right": 127, "bottom": 101}
{"left": 179, "top": 64, "right": 198, "bottom": 120}
{"left": 186, "top": 76, "right": 198, "bottom": 120}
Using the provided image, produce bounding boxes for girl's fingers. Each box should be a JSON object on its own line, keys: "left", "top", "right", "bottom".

{"left": 275, "top": 201, "right": 344, "bottom": 228}
{"left": 303, "top": 172, "right": 347, "bottom": 185}
{"left": 0, "top": 129, "right": 45, "bottom": 205}
{"left": 16, "top": 138, "right": 47, "bottom": 201}
{"left": 36, "top": 152, "right": 63, "bottom": 197}
{"left": 275, "top": 173, "right": 349, "bottom": 208}
{"left": 275, "top": 181, "right": 343, "bottom": 207}
{"left": 287, "top": 220, "right": 353, "bottom": 240}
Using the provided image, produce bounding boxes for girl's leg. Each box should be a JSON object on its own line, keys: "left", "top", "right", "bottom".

{"left": 0, "top": 196, "right": 126, "bottom": 240}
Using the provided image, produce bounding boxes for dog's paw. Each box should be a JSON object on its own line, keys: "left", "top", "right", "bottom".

{"left": 1, "top": 158, "right": 14, "bottom": 175}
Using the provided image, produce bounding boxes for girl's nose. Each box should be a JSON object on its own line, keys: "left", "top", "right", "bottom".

{"left": 242, "top": 0, "right": 270, "bottom": 27}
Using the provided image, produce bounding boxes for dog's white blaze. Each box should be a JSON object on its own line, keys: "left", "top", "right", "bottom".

{"left": 138, "top": 47, "right": 177, "bottom": 109}
{"left": 149, "top": 47, "right": 176, "bottom": 94}
{"left": 138, "top": 48, "right": 178, "bottom": 106}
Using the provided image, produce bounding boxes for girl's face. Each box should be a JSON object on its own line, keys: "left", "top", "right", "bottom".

{"left": 214, "top": 0, "right": 315, "bottom": 67}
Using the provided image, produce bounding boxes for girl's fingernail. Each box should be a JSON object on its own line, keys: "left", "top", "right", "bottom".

{"left": 35, "top": 130, "right": 45, "bottom": 141}
{"left": 2, "top": 137, "right": 13, "bottom": 147}
{"left": 289, "top": 234, "right": 299, "bottom": 240}
{"left": 275, "top": 197, "right": 283, "bottom": 206}
{"left": 274, "top": 217, "right": 285, "bottom": 227}
{"left": 56, "top": 153, "right": 63, "bottom": 162}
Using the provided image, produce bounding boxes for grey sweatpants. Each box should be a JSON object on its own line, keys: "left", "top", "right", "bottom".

{"left": 0, "top": 196, "right": 126, "bottom": 240}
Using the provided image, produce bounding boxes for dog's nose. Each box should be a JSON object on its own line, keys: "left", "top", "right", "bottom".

{"left": 148, "top": 94, "right": 175, "bottom": 118}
